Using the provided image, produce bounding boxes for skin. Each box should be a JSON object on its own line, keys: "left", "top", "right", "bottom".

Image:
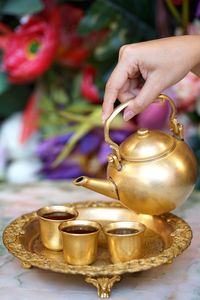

{"left": 102, "top": 35, "right": 200, "bottom": 122}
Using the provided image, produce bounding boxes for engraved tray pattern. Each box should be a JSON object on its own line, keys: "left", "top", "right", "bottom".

{"left": 3, "top": 201, "right": 192, "bottom": 276}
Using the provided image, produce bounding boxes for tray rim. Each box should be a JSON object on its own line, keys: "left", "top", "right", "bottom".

{"left": 3, "top": 200, "right": 192, "bottom": 276}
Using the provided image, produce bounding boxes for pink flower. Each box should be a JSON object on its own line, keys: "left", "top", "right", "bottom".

{"left": 187, "top": 20, "right": 200, "bottom": 35}
{"left": 172, "top": 72, "right": 200, "bottom": 112}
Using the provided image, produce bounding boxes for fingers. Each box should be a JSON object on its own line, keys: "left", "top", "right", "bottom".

{"left": 118, "top": 78, "right": 139, "bottom": 103}
{"left": 102, "top": 56, "right": 140, "bottom": 122}
{"left": 102, "top": 63, "right": 130, "bottom": 122}
{"left": 123, "top": 74, "right": 162, "bottom": 121}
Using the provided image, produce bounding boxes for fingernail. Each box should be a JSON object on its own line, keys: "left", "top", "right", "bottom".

{"left": 124, "top": 110, "right": 134, "bottom": 121}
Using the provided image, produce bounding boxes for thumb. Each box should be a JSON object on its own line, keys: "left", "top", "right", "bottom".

{"left": 123, "top": 75, "right": 162, "bottom": 121}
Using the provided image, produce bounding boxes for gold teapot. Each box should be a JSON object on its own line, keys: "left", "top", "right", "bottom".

{"left": 74, "top": 94, "right": 198, "bottom": 215}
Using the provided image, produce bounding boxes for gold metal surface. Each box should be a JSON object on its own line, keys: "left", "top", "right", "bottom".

{"left": 104, "top": 94, "right": 180, "bottom": 161}
{"left": 21, "top": 261, "right": 32, "bottom": 269}
{"left": 103, "top": 221, "right": 146, "bottom": 263}
{"left": 3, "top": 201, "right": 192, "bottom": 298}
{"left": 73, "top": 176, "right": 118, "bottom": 200}
{"left": 119, "top": 130, "right": 175, "bottom": 161}
{"left": 74, "top": 94, "right": 198, "bottom": 215}
{"left": 137, "top": 128, "right": 149, "bottom": 136}
{"left": 59, "top": 220, "right": 101, "bottom": 265}
{"left": 85, "top": 276, "right": 121, "bottom": 298}
{"left": 37, "top": 205, "right": 78, "bottom": 251}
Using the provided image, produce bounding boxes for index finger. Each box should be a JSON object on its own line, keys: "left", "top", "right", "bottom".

{"left": 102, "top": 63, "right": 130, "bottom": 122}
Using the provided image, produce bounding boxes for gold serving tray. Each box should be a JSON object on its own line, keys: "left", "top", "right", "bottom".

{"left": 3, "top": 200, "right": 192, "bottom": 298}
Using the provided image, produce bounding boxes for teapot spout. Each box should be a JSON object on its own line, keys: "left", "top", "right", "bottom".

{"left": 73, "top": 176, "right": 119, "bottom": 200}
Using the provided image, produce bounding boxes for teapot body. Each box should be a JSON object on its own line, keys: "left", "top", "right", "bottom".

{"left": 74, "top": 95, "right": 198, "bottom": 216}
{"left": 108, "top": 138, "right": 198, "bottom": 215}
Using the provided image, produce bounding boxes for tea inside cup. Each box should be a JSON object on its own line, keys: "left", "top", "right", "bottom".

{"left": 40, "top": 211, "right": 76, "bottom": 221}
{"left": 107, "top": 227, "right": 140, "bottom": 235}
{"left": 37, "top": 205, "right": 78, "bottom": 251}
{"left": 61, "top": 224, "right": 98, "bottom": 234}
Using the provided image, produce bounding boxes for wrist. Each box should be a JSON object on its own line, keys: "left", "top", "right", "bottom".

{"left": 184, "top": 35, "right": 200, "bottom": 71}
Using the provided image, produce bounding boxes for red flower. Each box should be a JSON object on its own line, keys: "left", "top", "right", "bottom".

{"left": 20, "top": 91, "right": 39, "bottom": 143}
{"left": 56, "top": 4, "right": 107, "bottom": 68}
{"left": 0, "top": 3, "right": 107, "bottom": 82}
{"left": 0, "top": 23, "right": 12, "bottom": 49}
{"left": 1, "top": 13, "right": 59, "bottom": 83}
{"left": 53, "top": 4, "right": 85, "bottom": 68}
{"left": 81, "top": 65, "right": 100, "bottom": 103}
{"left": 58, "top": 31, "right": 107, "bottom": 68}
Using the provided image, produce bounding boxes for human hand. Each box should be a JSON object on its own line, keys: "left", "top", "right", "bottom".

{"left": 102, "top": 35, "right": 200, "bottom": 122}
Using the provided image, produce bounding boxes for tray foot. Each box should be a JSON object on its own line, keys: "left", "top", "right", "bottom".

{"left": 85, "top": 275, "right": 121, "bottom": 298}
{"left": 21, "top": 261, "right": 32, "bottom": 269}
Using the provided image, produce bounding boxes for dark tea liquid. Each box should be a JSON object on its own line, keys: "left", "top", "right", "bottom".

{"left": 62, "top": 225, "right": 97, "bottom": 234}
{"left": 42, "top": 212, "right": 75, "bottom": 220}
{"left": 107, "top": 228, "right": 139, "bottom": 235}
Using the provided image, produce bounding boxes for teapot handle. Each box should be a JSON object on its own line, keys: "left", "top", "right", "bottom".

{"left": 104, "top": 94, "right": 184, "bottom": 163}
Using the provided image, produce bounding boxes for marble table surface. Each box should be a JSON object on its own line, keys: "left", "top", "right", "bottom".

{"left": 1, "top": 181, "right": 200, "bottom": 300}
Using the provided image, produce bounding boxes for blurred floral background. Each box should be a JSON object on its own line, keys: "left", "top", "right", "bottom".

{"left": 0, "top": 0, "right": 200, "bottom": 187}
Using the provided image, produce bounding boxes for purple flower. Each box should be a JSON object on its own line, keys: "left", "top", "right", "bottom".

{"left": 196, "top": 1, "right": 200, "bottom": 17}
{"left": 79, "top": 129, "right": 103, "bottom": 155}
{"left": 98, "top": 142, "right": 111, "bottom": 164}
{"left": 110, "top": 129, "right": 132, "bottom": 143}
{"left": 37, "top": 128, "right": 133, "bottom": 179}
{"left": 97, "top": 129, "right": 131, "bottom": 164}
{"left": 41, "top": 160, "right": 82, "bottom": 180}
{"left": 37, "top": 133, "right": 73, "bottom": 159}
{"left": 137, "top": 101, "right": 170, "bottom": 129}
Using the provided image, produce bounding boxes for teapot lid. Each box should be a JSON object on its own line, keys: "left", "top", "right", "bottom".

{"left": 119, "top": 128, "right": 176, "bottom": 161}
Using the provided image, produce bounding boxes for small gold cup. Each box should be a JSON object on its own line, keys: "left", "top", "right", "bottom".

{"left": 103, "top": 221, "right": 146, "bottom": 263}
{"left": 59, "top": 220, "right": 101, "bottom": 265}
{"left": 37, "top": 205, "right": 78, "bottom": 251}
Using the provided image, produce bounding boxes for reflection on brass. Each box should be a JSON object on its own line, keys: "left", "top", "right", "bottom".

{"left": 37, "top": 205, "right": 78, "bottom": 251}
{"left": 103, "top": 221, "right": 146, "bottom": 263}
{"left": 59, "top": 220, "right": 101, "bottom": 265}
{"left": 3, "top": 201, "right": 192, "bottom": 298}
{"left": 85, "top": 276, "right": 121, "bottom": 298}
{"left": 73, "top": 94, "right": 198, "bottom": 215}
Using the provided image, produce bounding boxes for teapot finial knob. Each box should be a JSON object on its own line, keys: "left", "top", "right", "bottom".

{"left": 137, "top": 128, "right": 149, "bottom": 137}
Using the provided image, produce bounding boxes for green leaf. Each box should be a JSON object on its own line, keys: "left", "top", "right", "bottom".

{"left": 39, "top": 95, "right": 55, "bottom": 111}
{"left": 51, "top": 88, "right": 69, "bottom": 105}
{"left": 94, "top": 27, "right": 127, "bottom": 61}
{"left": 67, "top": 102, "right": 95, "bottom": 113}
{"left": 71, "top": 74, "right": 82, "bottom": 101}
{"left": 52, "top": 107, "right": 102, "bottom": 166}
{"left": 0, "top": 84, "right": 32, "bottom": 117}
{"left": 1, "top": 0, "right": 44, "bottom": 16}
{"left": 105, "top": 0, "right": 156, "bottom": 27}
{"left": 79, "top": 0, "right": 156, "bottom": 38}
{"left": 0, "top": 72, "right": 9, "bottom": 94}
{"left": 78, "top": 0, "right": 116, "bottom": 34}
{"left": 187, "top": 111, "right": 200, "bottom": 123}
